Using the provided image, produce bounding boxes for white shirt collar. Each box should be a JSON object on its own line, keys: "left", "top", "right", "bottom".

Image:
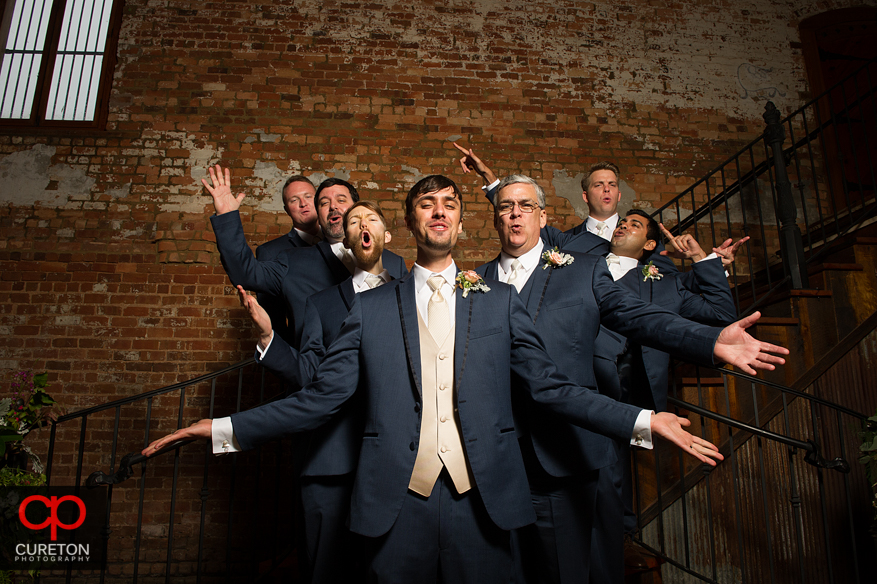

{"left": 352, "top": 268, "right": 390, "bottom": 292}
{"left": 585, "top": 213, "right": 619, "bottom": 241}
{"left": 413, "top": 261, "right": 457, "bottom": 294}
{"left": 412, "top": 261, "right": 458, "bottom": 327}
{"left": 605, "top": 253, "right": 641, "bottom": 280}
{"left": 499, "top": 238, "right": 544, "bottom": 279}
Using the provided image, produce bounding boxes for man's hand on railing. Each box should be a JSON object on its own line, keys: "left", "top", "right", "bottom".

{"left": 650, "top": 412, "right": 724, "bottom": 466}
{"left": 452, "top": 142, "right": 498, "bottom": 186}
{"left": 237, "top": 285, "right": 273, "bottom": 350}
{"left": 713, "top": 311, "right": 788, "bottom": 374}
{"left": 713, "top": 235, "right": 750, "bottom": 267}
{"left": 201, "top": 164, "right": 246, "bottom": 215}
{"left": 141, "top": 420, "right": 213, "bottom": 457}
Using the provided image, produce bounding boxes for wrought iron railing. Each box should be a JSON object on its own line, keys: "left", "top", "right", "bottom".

{"left": 653, "top": 57, "right": 877, "bottom": 313}
{"left": 631, "top": 361, "right": 868, "bottom": 584}
{"left": 39, "top": 358, "right": 299, "bottom": 583}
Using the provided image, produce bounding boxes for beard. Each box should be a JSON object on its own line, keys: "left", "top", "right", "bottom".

{"left": 349, "top": 232, "right": 384, "bottom": 266}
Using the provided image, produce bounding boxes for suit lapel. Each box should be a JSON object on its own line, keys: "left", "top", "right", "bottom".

{"left": 524, "top": 246, "right": 551, "bottom": 321}
{"left": 396, "top": 273, "right": 423, "bottom": 397}
{"left": 453, "top": 284, "right": 473, "bottom": 393}
{"left": 316, "top": 240, "right": 351, "bottom": 282}
{"left": 482, "top": 256, "right": 500, "bottom": 281}
{"left": 339, "top": 278, "right": 356, "bottom": 311}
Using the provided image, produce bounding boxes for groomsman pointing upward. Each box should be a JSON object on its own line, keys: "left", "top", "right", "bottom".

{"left": 145, "top": 175, "right": 785, "bottom": 584}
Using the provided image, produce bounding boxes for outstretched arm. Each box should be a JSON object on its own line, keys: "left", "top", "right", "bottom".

{"left": 201, "top": 164, "right": 246, "bottom": 215}
{"left": 713, "top": 311, "right": 788, "bottom": 374}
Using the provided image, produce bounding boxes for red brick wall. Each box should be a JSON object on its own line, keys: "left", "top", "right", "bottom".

{"left": 0, "top": 0, "right": 867, "bottom": 468}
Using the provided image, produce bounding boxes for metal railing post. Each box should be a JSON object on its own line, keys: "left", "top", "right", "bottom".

{"left": 763, "top": 100, "right": 810, "bottom": 289}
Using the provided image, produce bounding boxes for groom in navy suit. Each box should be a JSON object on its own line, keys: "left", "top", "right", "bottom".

{"left": 146, "top": 175, "right": 785, "bottom": 584}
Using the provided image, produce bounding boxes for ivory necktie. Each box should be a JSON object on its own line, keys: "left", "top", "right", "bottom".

{"left": 427, "top": 275, "right": 450, "bottom": 341}
{"left": 595, "top": 221, "right": 608, "bottom": 238}
{"left": 364, "top": 274, "right": 384, "bottom": 289}
{"left": 605, "top": 253, "right": 621, "bottom": 266}
{"left": 505, "top": 258, "right": 525, "bottom": 293}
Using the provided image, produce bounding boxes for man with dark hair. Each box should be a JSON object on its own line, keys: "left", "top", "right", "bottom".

{"left": 254, "top": 175, "right": 321, "bottom": 343}
{"left": 202, "top": 165, "right": 401, "bottom": 347}
{"left": 591, "top": 208, "right": 738, "bottom": 583}
{"left": 148, "top": 175, "right": 787, "bottom": 584}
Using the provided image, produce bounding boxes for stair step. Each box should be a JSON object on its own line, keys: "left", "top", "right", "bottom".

{"left": 755, "top": 317, "right": 800, "bottom": 326}
{"left": 808, "top": 262, "right": 863, "bottom": 275}
{"left": 680, "top": 377, "right": 725, "bottom": 386}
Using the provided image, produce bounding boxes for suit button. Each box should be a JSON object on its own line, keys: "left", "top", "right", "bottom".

{"left": 409, "top": 442, "right": 416, "bottom": 451}
{"left": 439, "top": 353, "right": 447, "bottom": 360}
{"left": 440, "top": 416, "right": 447, "bottom": 423}
{"left": 414, "top": 403, "right": 421, "bottom": 413}
{"left": 439, "top": 384, "right": 446, "bottom": 391}
{"left": 440, "top": 446, "right": 448, "bottom": 453}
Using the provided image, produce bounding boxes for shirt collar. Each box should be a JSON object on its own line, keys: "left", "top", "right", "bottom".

{"left": 413, "top": 261, "right": 457, "bottom": 295}
{"left": 499, "top": 238, "right": 545, "bottom": 274}
{"left": 353, "top": 268, "right": 390, "bottom": 290}
{"left": 586, "top": 213, "right": 619, "bottom": 239}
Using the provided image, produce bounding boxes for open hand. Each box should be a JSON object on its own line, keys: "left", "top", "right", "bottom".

{"left": 650, "top": 412, "right": 724, "bottom": 466}
{"left": 201, "top": 164, "right": 246, "bottom": 215}
{"left": 714, "top": 311, "right": 788, "bottom": 374}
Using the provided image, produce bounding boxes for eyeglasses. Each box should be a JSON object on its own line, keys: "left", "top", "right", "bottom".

{"left": 497, "top": 201, "right": 541, "bottom": 215}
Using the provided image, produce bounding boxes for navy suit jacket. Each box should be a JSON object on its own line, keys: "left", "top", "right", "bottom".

{"left": 255, "top": 229, "right": 313, "bottom": 345}
{"left": 593, "top": 257, "right": 736, "bottom": 411}
{"left": 230, "top": 266, "right": 721, "bottom": 537}
{"left": 210, "top": 210, "right": 408, "bottom": 347}
{"left": 259, "top": 278, "right": 365, "bottom": 477}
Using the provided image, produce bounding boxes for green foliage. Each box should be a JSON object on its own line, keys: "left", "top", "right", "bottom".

{"left": 1, "top": 372, "right": 63, "bottom": 468}
{"left": 0, "top": 467, "right": 45, "bottom": 487}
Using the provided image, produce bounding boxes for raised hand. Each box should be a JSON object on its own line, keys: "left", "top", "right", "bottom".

{"left": 658, "top": 224, "right": 707, "bottom": 262}
{"left": 201, "top": 164, "right": 246, "bottom": 215}
{"left": 650, "top": 412, "right": 724, "bottom": 466}
{"left": 713, "top": 311, "right": 788, "bottom": 374}
{"left": 141, "top": 419, "right": 213, "bottom": 457}
{"left": 237, "top": 285, "right": 273, "bottom": 349}
{"left": 713, "top": 235, "right": 750, "bottom": 267}
{"left": 452, "top": 142, "right": 498, "bottom": 185}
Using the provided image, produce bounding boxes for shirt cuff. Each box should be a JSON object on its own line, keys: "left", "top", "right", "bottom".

{"left": 481, "top": 179, "right": 500, "bottom": 192}
{"left": 631, "top": 409, "right": 654, "bottom": 449}
{"left": 695, "top": 252, "right": 718, "bottom": 263}
{"left": 255, "top": 331, "right": 275, "bottom": 361}
{"left": 211, "top": 417, "right": 242, "bottom": 454}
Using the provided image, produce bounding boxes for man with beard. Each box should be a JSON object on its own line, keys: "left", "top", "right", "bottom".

{"left": 145, "top": 175, "right": 787, "bottom": 584}
{"left": 203, "top": 165, "right": 408, "bottom": 348}
{"left": 225, "top": 201, "right": 395, "bottom": 583}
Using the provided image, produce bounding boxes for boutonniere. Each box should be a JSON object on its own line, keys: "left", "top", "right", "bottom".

{"left": 641, "top": 261, "right": 663, "bottom": 281}
{"left": 455, "top": 270, "right": 491, "bottom": 298}
{"left": 541, "top": 247, "right": 574, "bottom": 270}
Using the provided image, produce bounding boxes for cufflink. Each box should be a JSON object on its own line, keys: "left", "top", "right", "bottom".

{"left": 221, "top": 439, "right": 230, "bottom": 452}
{"left": 634, "top": 435, "right": 643, "bottom": 446}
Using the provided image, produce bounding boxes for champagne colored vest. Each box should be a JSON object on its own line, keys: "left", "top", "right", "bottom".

{"left": 407, "top": 312, "right": 473, "bottom": 496}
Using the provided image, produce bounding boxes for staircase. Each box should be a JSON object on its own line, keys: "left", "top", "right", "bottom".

{"left": 629, "top": 57, "right": 877, "bottom": 583}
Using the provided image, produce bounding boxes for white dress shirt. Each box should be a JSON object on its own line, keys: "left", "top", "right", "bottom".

{"left": 412, "top": 261, "right": 458, "bottom": 329}
{"left": 498, "top": 239, "right": 544, "bottom": 288}
{"left": 585, "top": 214, "right": 619, "bottom": 241}
{"left": 352, "top": 268, "right": 390, "bottom": 293}
{"left": 329, "top": 241, "right": 355, "bottom": 273}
